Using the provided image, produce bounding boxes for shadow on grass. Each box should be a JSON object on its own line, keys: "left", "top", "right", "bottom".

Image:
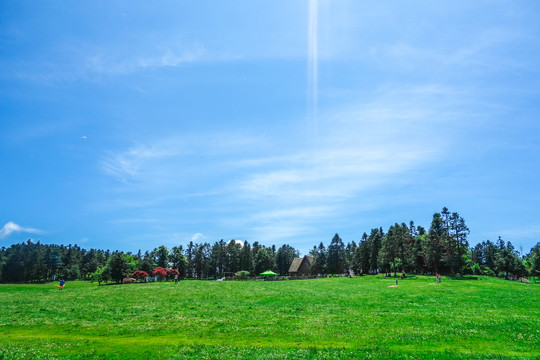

{"left": 97, "top": 280, "right": 181, "bottom": 286}
{"left": 446, "top": 275, "right": 479, "bottom": 281}
{"left": 98, "top": 281, "right": 148, "bottom": 286}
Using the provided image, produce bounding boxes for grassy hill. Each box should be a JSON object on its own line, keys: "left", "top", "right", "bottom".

{"left": 0, "top": 275, "right": 538, "bottom": 359}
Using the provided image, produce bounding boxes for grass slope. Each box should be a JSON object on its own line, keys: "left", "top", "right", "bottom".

{"left": 0, "top": 276, "right": 538, "bottom": 359}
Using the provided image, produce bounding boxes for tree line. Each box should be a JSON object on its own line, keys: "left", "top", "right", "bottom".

{"left": 311, "top": 208, "right": 538, "bottom": 279}
{"left": 1, "top": 207, "right": 539, "bottom": 283}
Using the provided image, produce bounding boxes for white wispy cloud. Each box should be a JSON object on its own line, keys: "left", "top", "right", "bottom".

{"left": 2, "top": 41, "right": 208, "bottom": 85}
{"left": 85, "top": 44, "right": 207, "bottom": 75}
{"left": 224, "top": 84, "right": 473, "bottom": 245}
{"left": 238, "top": 89, "right": 454, "bottom": 203}
{"left": 190, "top": 233, "right": 206, "bottom": 242}
{"left": 101, "top": 144, "right": 181, "bottom": 183}
{"left": 489, "top": 226, "right": 540, "bottom": 242}
{"left": 100, "top": 132, "right": 266, "bottom": 185}
{"left": 98, "top": 84, "right": 477, "bottom": 246}
{"left": 0, "top": 222, "right": 42, "bottom": 239}
{"left": 251, "top": 206, "right": 334, "bottom": 222}
{"left": 380, "top": 27, "right": 529, "bottom": 74}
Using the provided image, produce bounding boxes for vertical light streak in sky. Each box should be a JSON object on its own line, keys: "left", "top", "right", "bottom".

{"left": 308, "top": 0, "right": 318, "bottom": 142}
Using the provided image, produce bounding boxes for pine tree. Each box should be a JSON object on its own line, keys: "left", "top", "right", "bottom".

{"left": 239, "top": 241, "right": 254, "bottom": 275}
{"left": 369, "top": 228, "right": 383, "bottom": 273}
{"left": 276, "top": 244, "right": 299, "bottom": 275}
{"left": 170, "top": 245, "right": 188, "bottom": 278}
{"left": 327, "top": 234, "right": 345, "bottom": 274}
{"left": 425, "top": 212, "right": 445, "bottom": 273}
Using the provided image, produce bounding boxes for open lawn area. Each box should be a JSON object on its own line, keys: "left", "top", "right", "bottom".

{"left": 0, "top": 276, "right": 538, "bottom": 359}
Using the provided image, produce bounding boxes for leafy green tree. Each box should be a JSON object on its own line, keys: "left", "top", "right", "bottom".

{"left": 186, "top": 241, "right": 195, "bottom": 278}
{"left": 2, "top": 244, "right": 26, "bottom": 282}
{"left": 48, "top": 250, "right": 64, "bottom": 279}
{"left": 471, "top": 243, "right": 484, "bottom": 267}
{"left": 154, "top": 245, "right": 169, "bottom": 268}
{"left": 107, "top": 252, "right": 131, "bottom": 283}
{"left": 65, "top": 265, "right": 81, "bottom": 280}
{"left": 528, "top": 243, "right": 540, "bottom": 281}
{"left": 389, "top": 257, "right": 402, "bottom": 275}
{"left": 209, "top": 240, "right": 225, "bottom": 278}
{"left": 225, "top": 241, "right": 242, "bottom": 274}
{"left": 311, "top": 242, "right": 327, "bottom": 275}
{"left": 255, "top": 247, "right": 274, "bottom": 275}
{"left": 0, "top": 248, "right": 5, "bottom": 280}
{"left": 90, "top": 266, "right": 110, "bottom": 285}
{"left": 378, "top": 224, "right": 410, "bottom": 275}
{"left": 234, "top": 270, "right": 250, "bottom": 280}
{"left": 251, "top": 241, "right": 262, "bottom": 257}
{"left": 239, "top": 241, "right": 254, "bottom": 275}
{"left": 353, "top": 233, "right": 370, "bottom": 274}
{"left": 139, "top": 251, "right": 156, "bottom": 275}
{"left": 327, "top": 233, "right": 345, "bottom": 274}
{"left": 411, "top": 234, "right": 426, "bottom": 273}
{"left": 81, "top": 249, "right": 100, "bottom": 279}
{"left": 27, "top": 241, "right": 47, "bottom": 282}
{"left": 483, "top": 240, "right": 498, "bottom": 272}
{"left": 494, "top": 239, "right": 525, "bottom": 278}
{"left": 275, "top": 244, "right": 299, "bottom": 275}
{"left": 124, "top": 254, "right": 139, "bottom": 275}
{"left": 193, "top": 243, "right": 211, "bottom": 279}
{"left": 344, "top": 241, "right": 357, "bottom": 272}
{"left": 170, "top": 246, "right": 188, "bottom": 278}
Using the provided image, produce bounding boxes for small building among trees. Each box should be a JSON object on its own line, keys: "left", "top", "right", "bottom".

{"left": 288, "top": 255, "right": 314, "bottom": 277}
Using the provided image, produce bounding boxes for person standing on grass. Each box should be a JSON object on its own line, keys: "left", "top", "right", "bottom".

{"left": 59, "top": 279, "right": 66, "bottom": 290}
{"left": 396, "top": 277, "right": 398, "bottom": 286}
{"left": 174, "top": 274, "right": 178, "bottom": 284}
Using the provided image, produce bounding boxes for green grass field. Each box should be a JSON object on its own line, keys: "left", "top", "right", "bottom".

{"left": 0, "top": 275, "right": 538, "bottom": 359}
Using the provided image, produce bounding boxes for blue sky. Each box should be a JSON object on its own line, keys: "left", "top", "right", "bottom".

{"left": 1, "top": 1, "right": 539, "bottom": 255}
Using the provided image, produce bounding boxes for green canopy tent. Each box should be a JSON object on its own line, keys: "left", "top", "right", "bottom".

{"left": 260, "top": 270, "right": 278, "bottom": 276}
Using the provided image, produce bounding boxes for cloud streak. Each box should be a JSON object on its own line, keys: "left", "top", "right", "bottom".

{"left": 97, "top": 82, "right": 472, "bottom": 247}
{"left": 0, "top": 222, "right": 42, "bottom": 239}
{"left": 101, "top": 144, "right": 181, "bottom": 184}
{"left": 85, "top": 44, "right": 207, "bottom": 75}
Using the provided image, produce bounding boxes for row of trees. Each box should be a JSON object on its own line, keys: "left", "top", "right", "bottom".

{"left": 310, "top": 208, "right": 538, "bottom": 278}
{"left": 313, "top": 207, "right": 472, "bottom": 275}
{"left": 0, "top": 239, "right": 299, "bottom": 283}
{"left": 1, "top": 207, "right": 539, "bottom": 283}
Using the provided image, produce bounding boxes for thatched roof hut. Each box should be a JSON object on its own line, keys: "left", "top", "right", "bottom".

{"left": 288, "top": 255, "right": 314, "bottom": 276}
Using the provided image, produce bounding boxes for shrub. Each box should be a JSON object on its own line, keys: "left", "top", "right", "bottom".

{"left": 234, "top": 270, "right": 250, "bottom": 280}
{"left": 471, "top": 263, "right": 482, "bottom": 275}
{"left": 152, "top": 267, "right": 167, "bottom": 281}
{"left": 90, "top": 267, "right": 110, "bottom": 285}
{"left": 65, "top": 265, "right": 81, "bottom": 280}
{"left": 482, "top": 266, "right": 496, "bottom": 277}
{"left": 132, "top": 270, "right": 149, "bottom": 281}
{"left": 167, "top": 268, "right": 180, "bottom": 279}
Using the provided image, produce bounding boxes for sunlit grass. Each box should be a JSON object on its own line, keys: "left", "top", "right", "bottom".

{"left": 0, "top": 276, "right": 538, "bottom": 359}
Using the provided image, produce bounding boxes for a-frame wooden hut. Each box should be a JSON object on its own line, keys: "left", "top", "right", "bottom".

{"left": 288, "top": 255, "right": 314, "bottom": 276}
